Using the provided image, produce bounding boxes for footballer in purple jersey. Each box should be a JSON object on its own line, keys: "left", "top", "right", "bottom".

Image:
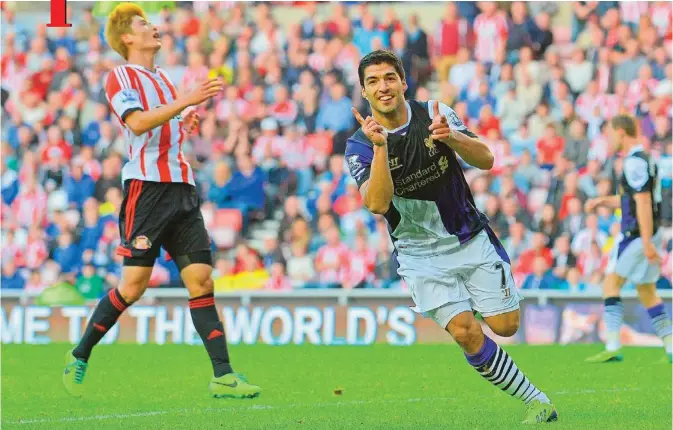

{"left": 585, "top": 115, "right": 672, "bottom": 364}
{"left": 345, "top": 50, "right": 557, "bottom": 424}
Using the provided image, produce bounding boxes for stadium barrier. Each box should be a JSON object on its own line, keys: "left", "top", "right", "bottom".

{"left": 2, "top": 289, "right": 671, "bottom": 346}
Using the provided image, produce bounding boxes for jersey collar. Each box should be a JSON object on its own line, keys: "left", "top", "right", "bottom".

{"left": 627, "top": 144, "right": 644, "bottom": 156}
{"left": 384, "top": 101, "right": 412, "bottom": 134}
{"left": 127, "top": 63, "right": 160, "bottom": 75}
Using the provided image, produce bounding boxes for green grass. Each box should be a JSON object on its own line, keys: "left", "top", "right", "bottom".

{"left": 1, "top": 344, "right": 671, "bottom": 429}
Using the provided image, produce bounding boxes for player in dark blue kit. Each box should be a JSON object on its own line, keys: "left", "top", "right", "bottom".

{"left": 585, "top": 115, "right": 672, "bottom": 363}
{"left": 345, "top": 50, "right": 557, "bottom": 424}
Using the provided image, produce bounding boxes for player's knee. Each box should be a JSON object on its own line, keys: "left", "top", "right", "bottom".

{"left": 485, "top": 310, "right": 520, "bottom": 338}
{"left": 118, "top": 279, "right": 148, "bottom": 304}
{"left": 447, "top": 315, "right": 483, "bottom": 351}
{"left": 193, "top": 277, "right": 214, "bottom": 296}
{"left": 181, "top": 261, "right": 214, "bottom": 297}
{"left": 117, "top": 267, "right": 152, "bottom": 303}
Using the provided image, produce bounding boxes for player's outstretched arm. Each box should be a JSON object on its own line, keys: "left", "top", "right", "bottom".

{"left": 352, "top": 108, "right": 393, "bottom": 215}
{"left": 428, "top": 101, "right": 494, "bottom": 170}
{"left": 125, "top": 78, "right": 223, "bottom": 136}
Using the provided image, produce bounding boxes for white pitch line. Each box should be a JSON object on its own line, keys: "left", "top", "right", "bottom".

{"left": 5, "top": 387, "right": 644, "bottom": 426}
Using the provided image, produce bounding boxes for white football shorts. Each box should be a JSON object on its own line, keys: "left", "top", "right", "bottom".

{"left": 605, "top": 231, "right": 663, "bottom": 285}
{"left": 396, "top": 228, "right": 521, "bottom": 329}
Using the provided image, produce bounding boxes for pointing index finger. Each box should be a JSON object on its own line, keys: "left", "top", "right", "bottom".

{"left": 433, "top": 100, "right": 440, "bottom": 118}
{"left": 351, "top": 107, "right": 365, "bottom": 126}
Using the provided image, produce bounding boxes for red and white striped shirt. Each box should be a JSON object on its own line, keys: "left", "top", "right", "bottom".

{"left": 2, "top": 242, "right": 24, "bottom": 268}
{"left": 105, "top": 65, "right": 194, "bottom": 185}
{"left": 315, "top": 242, "right": 351, "bottom": 285}
{"left": 627, "top": 78, "right": 659, "bottom": 105}
{"left": 24, "top": 239, "right": 48, "bottom": 270}
{"left": 347, "top": 248, "right": 377, "bottom": 288}
{"left": 473, "top": 13, "right": 507, "bottom": 63}
{"left": 11, "top": 186, "right": 47, "bottom": 228}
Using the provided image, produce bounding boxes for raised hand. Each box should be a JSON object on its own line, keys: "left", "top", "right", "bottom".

{"left": 184, "top": 78, "right": 224, "bottom": 106}
{"left": 183, "top": 110, "right": 200, "bottom": 135}
{"left": 352, "top": 107, "right": 388, "bottom": 147}
{"left": 428, "top": 101, "right": 455, "bottom": 143}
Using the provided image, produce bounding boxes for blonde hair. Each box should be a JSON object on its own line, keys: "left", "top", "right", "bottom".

{"left": 105, "top": 3, "right": 147, "bottom": 59}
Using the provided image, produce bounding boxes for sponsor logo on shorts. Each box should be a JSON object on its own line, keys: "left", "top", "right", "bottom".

{"left": 132, "top": 235, "right": 152, "bottom": 250}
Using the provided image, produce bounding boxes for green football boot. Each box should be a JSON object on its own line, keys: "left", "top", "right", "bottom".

{"left": 585, "top": 349, "right": 624, "bottom": 363}
{"left": 522, "top": 400, "right": 558, "bottom": 424}
{"left": 62, "top": 349, "right": 88, "bottom": 397}
{"left": 209, "top": 373, "right": 261, "bottom": 399}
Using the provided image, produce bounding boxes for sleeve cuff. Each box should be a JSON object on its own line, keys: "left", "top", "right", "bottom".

{"left": 121, "top": 107, "right": 143, "bottom": 122}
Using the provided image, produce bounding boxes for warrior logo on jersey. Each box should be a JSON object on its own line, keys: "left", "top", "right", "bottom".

{"left": 424, "top": 136, "right": 439, "bottom": 157}
{"left": 389, "top": 157, "right": 402, "bottom": 170}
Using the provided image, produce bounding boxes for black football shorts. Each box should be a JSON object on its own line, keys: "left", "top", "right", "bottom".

{"left": 117, "top": 179, "right": 211, "bottom": 267}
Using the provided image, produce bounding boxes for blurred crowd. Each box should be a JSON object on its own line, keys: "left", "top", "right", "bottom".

{"left": 1, "top": 1, "right": 672, "bottom": 298}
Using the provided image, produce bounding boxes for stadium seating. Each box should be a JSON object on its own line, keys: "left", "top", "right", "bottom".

{"left": 1, "top": 1, "right": 671, "bottom": 296}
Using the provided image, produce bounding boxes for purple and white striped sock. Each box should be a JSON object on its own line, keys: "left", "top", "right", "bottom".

{"left": 466, "top": 335, "right": 550, "bottom": 405}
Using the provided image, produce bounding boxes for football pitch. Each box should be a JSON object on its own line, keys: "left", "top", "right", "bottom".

{"left": 1, "top": 344, "right": 671, "bottom": 429}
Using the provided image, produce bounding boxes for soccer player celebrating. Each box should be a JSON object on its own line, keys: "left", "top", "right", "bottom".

{"left": 62, "top": 4, "right": 261, "bottom": 399}
{"left": 585, "top": 115, "right": 672, "bottom": 363}
{"left": 345, "top": 50, "right": 557, "bottom": 424}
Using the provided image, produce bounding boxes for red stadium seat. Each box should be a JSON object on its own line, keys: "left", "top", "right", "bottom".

{"left": 211, "top": 209, "right": 243, "bottom": 249}
{"left": 214, "top": 209, "right": 243, "bottom": 232}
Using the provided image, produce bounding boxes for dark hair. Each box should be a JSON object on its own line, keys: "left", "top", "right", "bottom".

{"left": 611, "top": 115, "right": 638, "bottom": 137}
{"left": 357, "top": 49, "right": 405, "bottom": 87}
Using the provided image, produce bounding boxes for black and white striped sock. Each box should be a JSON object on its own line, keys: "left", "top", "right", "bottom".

{"left": 466, "top": 335, "right": 550, "bottom": 405}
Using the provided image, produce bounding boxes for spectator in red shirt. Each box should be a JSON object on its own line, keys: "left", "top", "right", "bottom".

{"left": 434, "top": 3, "right": 467, "bottom": 81}
{"left": 557, "top": 173, "right": 587, "bottom": 221}
{"left": 536, "top": 124, "right": 565, "bottom": 169}
{"left": 233, "top": 244, "right": 263, "bottom": 274}
{"left": 41, "top": 125, "right": 72, "bottom": 164}
{"left": 269, "top": 85, "right": 298, "bottom": 126}
{"left": 476, "top": 105, "right": 501, "bottom": 137}
{"left": 181, "top": 8, "right": 201, "bottom": 37}
{"left": 515, "top": 232, "right": 554, "bottom": 276}
{"left": 29, "top": 59, "right": 54, "bottom": 101}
